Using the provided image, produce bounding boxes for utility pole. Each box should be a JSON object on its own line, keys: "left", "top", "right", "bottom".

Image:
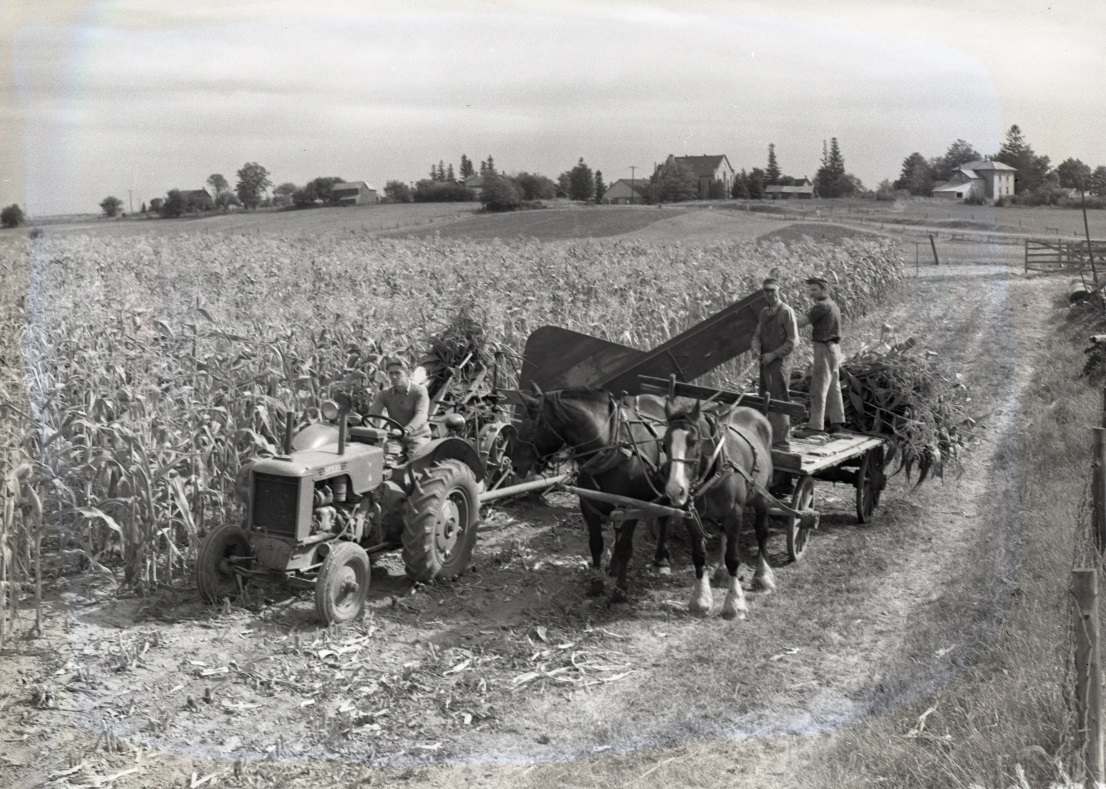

{"left": 629, "top": 166, "right": 637, "bottom": 205}
{"left": 128, "top": 189, "right": 133, "bottom": 214}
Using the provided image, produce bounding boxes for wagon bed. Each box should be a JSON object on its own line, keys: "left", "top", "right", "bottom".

{"left": 771, "top": 431, "right": 885, "bottom": 476}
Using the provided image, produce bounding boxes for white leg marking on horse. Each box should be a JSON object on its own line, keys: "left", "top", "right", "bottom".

{"left": 665, "top": 430, "right": 689, "bottom": 506}
{"left": 689, "top": 574, "right": 713, "bottom": 616}
{"left": 754, "top": 554, "right": 777, "bottom": 593}
{"left": 722, "top": 575, "right": 748, "bottom": 620}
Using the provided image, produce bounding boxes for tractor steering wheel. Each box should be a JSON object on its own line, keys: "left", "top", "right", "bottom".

{"left": 362, "top": 414, "right": 407, "bottom": 435}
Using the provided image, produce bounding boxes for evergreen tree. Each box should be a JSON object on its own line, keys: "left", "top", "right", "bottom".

{"left": 460, "top": 155, "right": 474, "bottom": 179}
{"left": 594, "top": 170, "right": 607, "bottom": 202}
{"left": 731, "top": 170, "right": 750, "bottom": 199}
{"left": 485, "top": 156, "right": 496, "bottom": 175}
{"left": 568, "top": 157, "right": 594, "bottom": 201}
{"left": 894, "top": 152, "right": 936, "bottom": 195}
{"left": 140, "top": 201, "right": 147, "bottom": 214}
{"left": 438, "top": 160, "right": 446, "bottom": 181}
{"left": 936, "top": 139, "right": 981, "bottom": 181}
{"left": 815, "top": 137, "right": 852, "bottom": 197}
{"left": 479, "top": 160, "right": 487, "bottom": 176}
{"left": 766, "top": 144, "right": 781, "bottom": 185}
{"left": 446, "top": 163, "right": 455, "bottom": 182}
{"left": 994, "top": 124, "right": 1051, "bottom": 193}
{"left": 746, "top": 167, "right": 766, "bottom": 199}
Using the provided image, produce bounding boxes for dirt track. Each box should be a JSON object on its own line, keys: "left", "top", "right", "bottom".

{"left": 0, "top": 264, "right": 1059, "bottom": 788}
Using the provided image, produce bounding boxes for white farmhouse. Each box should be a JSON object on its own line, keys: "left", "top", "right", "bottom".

{"left": 932, "top": 160, "right": 1016, "bottom": 203}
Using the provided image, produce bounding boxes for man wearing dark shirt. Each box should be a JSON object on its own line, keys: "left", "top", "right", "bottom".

{"left": 369, "top": 357, "right": 431, "bottom": 459}
{"left": 751, "top": 277, "right": 798, "bottom": 450}
{"left": 795, "top": 276, "right": 846, "bottom": 437}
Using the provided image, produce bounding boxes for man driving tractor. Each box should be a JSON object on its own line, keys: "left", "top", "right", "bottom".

{"left": 369, "top": 356, "right": 432, "bottom": 461}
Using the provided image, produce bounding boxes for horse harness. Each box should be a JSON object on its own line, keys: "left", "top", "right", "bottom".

{"left": 669, "top": 411, "right": 764, "bottom": 500}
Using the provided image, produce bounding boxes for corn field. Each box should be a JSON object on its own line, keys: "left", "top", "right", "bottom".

{"left": 0, "top": 231, "right": 903, "bottom": 641}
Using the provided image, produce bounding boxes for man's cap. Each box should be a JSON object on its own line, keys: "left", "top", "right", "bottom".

{"left": 805, "top": 275, "right": 829, "bottom": 288}
{"left": 383, "top": 355, "right": 409, "bottom": 370}
{"left": 762, "top": 277, "right": 779, "bottom": 289}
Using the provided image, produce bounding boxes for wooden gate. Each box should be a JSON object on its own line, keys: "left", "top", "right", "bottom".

{"left": 1025, "top": 239, "right": 1065, "bottom": 273}
{"left": 1025, "top": 239, "right": 1106, "bottom": 274}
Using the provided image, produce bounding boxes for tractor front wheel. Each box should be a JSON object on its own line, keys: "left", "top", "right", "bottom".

{"left": 314, "top": 542, "right": 371, "bottom": 625}
{"left": 196, "top": 525, "right": 253, "bottom": 604}
{"left": 402, "top": 460, "right": 480, "bottom": 583}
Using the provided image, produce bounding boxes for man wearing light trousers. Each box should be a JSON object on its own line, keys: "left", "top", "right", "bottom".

{"left": 795, "top": 276, "right": 846, "bottom": 437}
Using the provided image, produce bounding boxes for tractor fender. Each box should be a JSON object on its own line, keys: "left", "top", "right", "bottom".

{"left": 406, "top": 437, "right": 485, "bottom": 483}
{"left": 291, "top": 423, "right": 338, "bottom": 452}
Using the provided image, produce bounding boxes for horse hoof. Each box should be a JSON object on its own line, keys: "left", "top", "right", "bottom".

{"left": 721, "top": 605, "right": 747, "bottom": 621}
{"left": 608, "top": 587, "right": 628, "bottom": 605}
{"left": 688, "top": 596, "right": 713, "bottom": 617}
{"left": 587, "top": 578, "right": 606, "bottom": 597}
{"left": 754, "top": 575, "right": 777, "bottom": 594}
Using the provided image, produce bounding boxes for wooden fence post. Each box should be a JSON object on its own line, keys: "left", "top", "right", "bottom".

{"left": 929, "top": 234, "right": 940, "bottom": 266}
{"left": 1095, "top": 427, "right": 1106, "bottom": 554}
{"left": 1073, "top": 568, "right": 1105, "bottom": 787}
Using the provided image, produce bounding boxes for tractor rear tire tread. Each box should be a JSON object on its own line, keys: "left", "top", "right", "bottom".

{"left": 402, "top": 459, "right": 480, "bottom": 583}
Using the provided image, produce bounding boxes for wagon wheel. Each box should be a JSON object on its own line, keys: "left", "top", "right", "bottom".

{"left": 855, "top": 445, "right": 886, "bottom": 524}
{"left": 786, "top": 477, "right": 816, "bottom": 562}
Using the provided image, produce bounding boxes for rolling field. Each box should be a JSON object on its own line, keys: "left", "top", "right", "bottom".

{"left": 0, "top": 198, "right": 1089, "bottom": 788}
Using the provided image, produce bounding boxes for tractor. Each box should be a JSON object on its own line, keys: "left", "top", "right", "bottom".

{"left": 195, "top": 394, "right": 485, "bottom": 624}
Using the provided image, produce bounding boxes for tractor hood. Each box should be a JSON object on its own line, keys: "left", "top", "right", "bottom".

{"left": 250, "top": 441, "right": 384, "bottom": 495}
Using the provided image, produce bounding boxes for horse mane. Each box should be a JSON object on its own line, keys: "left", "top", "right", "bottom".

{"left": 552, "top": 387, "right": 611, "bottom": 404}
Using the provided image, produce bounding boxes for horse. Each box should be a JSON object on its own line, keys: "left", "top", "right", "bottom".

{"left": 663, "top": 399, "right": 777, "bottom": 620}
{"left": 512, "top": 385, "right": 676, "bottom": 601}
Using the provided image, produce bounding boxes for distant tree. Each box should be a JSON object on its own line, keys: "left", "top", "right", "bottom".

{"left": 413, "top": 179, "right": 474, "bottom": 202}
{"left": 480, "top": 174, "right": 522, "bottom": 211}
{"left": 149, "top": 197, "right": 163, "bottom": 214}
{"left": 766, "top": 144, "right": 781, "bottom": 185}
{"left": 556, "top": 171, "right": 571, "bottom": 198}
{"left": 99, "top": 195, "right": 124, "bottom": 217}
{"left": 206, "top": 173, "right": 229, "bottom": 195}
{"left": 746, "top": 167, "right": 767, "bottom": 199}
{"left": 993, "top": 124, "right": 1050, "bottom": 193}
{"left": 594, "top": 170, "right": 607, "bottom": 203}
{"left": 274, "top": 182, "right": 298, "bottom": 197}
{"left": 446, "top": 163, "right": 455, "bottom": 182}
{"left": 515, "top": 172, "right": 557, "bottom": 201}
{"left": 384, "top": 180, "right": 414, "bottom": 203}
{"left": 479, "top": 160, "right": 487, "bottom": 176}
{"left": 568, "top": 158, "right": 594, "bottom": 201}
{"left": 936, "top": 139, "right": 981, "bottom": 181}
{"left": 652, "top": 159, "right": 699, "bottom": 202}
{"left": 1091, "top": 166, "right": 1106, "bottom": 198}
{"left": 731, "top": 170, "right": 750, "bottom": 199}
{"left": 309, "top": 176, "right": 345, "bottom": 205}
{"left": 894, "top": 152, "right": 936, "bottom": 195}
{"left": 140, "top": 201, "right": 147, "bottom": 214}
{"left": 1056, "top": 158, "right": 1092, "bottom": 191}
{"left": 459, "top": 155, "right": 474, "bottom": 179}
{"left": 875, "top": 179, "right": 898, "bottom": 201}
{"left": 235, "top": 162, "right": 272, "bottom": 209}
{"left": 1, "top": 203, "right": 25, "bottom": 228}
{"left": 216, "top": 192, "right": 242, "bottom": 210}
{"left": 485, "top": 156, "right": 496, "bottom": 175}
{"left": 815, "top": 137, "right": 856, "bottom": 198}
{"left": 159, "top": 190, "right": 185, "bottom": 218}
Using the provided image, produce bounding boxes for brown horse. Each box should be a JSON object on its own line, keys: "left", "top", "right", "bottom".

{"left": 512, "top": 386, "right": 676, "bottom": 601}
{"left": 663, "top": 399, "right": 776, "bottom": 619}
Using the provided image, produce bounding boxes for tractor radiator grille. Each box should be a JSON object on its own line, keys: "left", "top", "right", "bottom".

{"left": 252, "top": 473, "right": 299, "bottom": 536}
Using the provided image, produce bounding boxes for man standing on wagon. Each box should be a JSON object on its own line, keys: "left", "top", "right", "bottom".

{"left": 751, "top": 277, "right": 798, "bottom": 451}
{"left": 794, "top": 275, "right": 847, "bottom": 438}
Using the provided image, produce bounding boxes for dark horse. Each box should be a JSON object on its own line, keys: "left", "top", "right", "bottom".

{"left": 512, "top": 386, "right": 676, "bottom": 600}
{"left": 663, "top": 399, "right": 776, "bottom": 620}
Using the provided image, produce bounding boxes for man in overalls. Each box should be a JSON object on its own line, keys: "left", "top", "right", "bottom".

{"left": 751, "top": 277, "right": 798, "bottom": 451}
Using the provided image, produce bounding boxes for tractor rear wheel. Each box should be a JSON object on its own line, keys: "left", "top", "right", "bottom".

{"left": 314, "top": 542, "right": 370, "bottom": 625}
{"left": 196, "top": 525, "right": 252, "bottom": 604}
{"left": 402, "top": 460, "right": 480, "bottom": 583}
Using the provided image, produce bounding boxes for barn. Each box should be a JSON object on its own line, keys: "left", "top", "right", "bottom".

{"left": 664, "top": 154, "right": 735, "bottom": 199}
{"left": 331, "top": 181, "right": 380, "bottom": 206}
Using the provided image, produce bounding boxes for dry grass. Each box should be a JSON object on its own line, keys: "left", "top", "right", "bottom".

{"left": 787, "top": 299, "right": 1101, "bottom": 788}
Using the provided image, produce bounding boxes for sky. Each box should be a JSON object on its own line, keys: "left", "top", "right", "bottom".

{"left": 2, "top": 0, "right": 1105, "bottom": 216}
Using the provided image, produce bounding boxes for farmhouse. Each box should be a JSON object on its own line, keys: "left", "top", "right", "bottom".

{"left": 331, "top": 181, "right": 379, "bottom": 206}
{"left": 463, "top": 175, "right": 485, "bottom": 196}
{"left": 765, "top": 178, "right": 815, "bottom": 200}
{"left": 664, "top": 154, "right": 735, "bottom": 199}
{"left": 179, "top": 188, "right": 214, "bottom": 212}
{"left": 603, "top": 178, "right": 652, "bottom": 204}
{"left": 932, "top": 160, "right": 1016, "bottom": 203}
